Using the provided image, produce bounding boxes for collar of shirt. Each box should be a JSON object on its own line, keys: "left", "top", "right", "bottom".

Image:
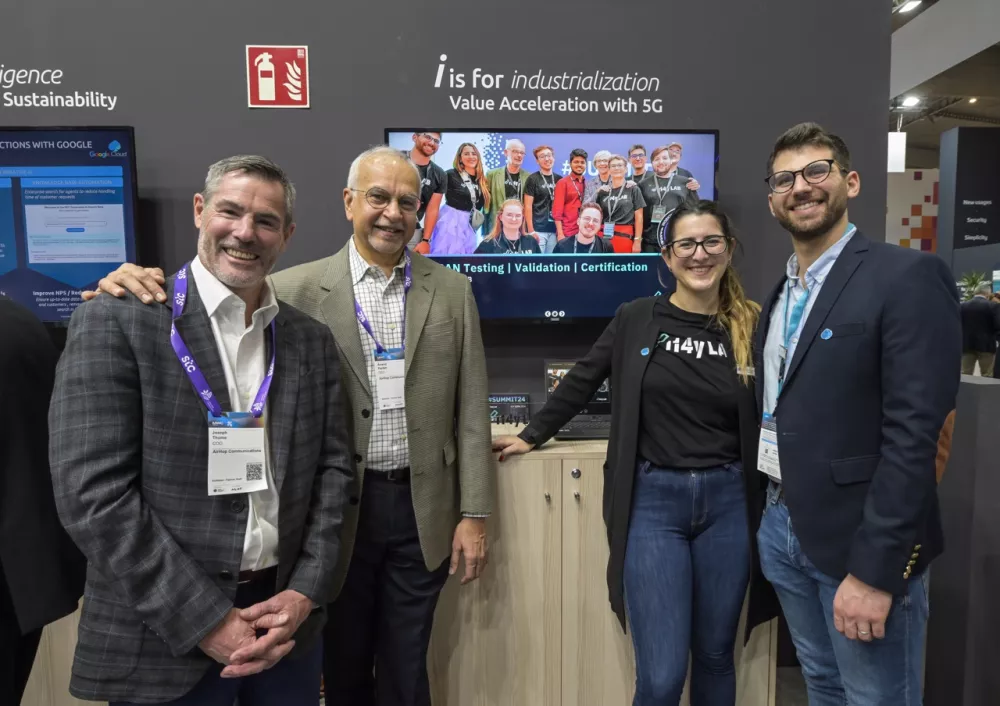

{"left": 783, "top": 222, "right": 857, "bottom": 292}
{"left": 348, "top": 236, "right": 407, "bottom": 288}
{"left": 189, "top": 255, "right": 279, "bottom": 327}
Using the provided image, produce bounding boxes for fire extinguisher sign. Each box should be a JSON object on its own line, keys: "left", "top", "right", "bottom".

{"left": 246, "top": 45, "right": 310, "bottom": 108}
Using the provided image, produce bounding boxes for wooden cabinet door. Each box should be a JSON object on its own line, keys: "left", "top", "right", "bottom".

{"left": 428, "top": 457, "right": 563, "bottom": 706}
{"left": 560, "top": 458, "right": 637, "bottom": 706}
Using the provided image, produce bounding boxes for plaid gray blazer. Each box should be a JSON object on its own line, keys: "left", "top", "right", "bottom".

{"left": 271, "top": 244, "right": 496, "bottom": 597}
{"left": 48, "top": 273, "right": 353, "bottom": 703}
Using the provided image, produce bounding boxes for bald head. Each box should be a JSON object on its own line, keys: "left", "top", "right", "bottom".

{"left": 347, "top": 145, "right": 421, "bottom": 191}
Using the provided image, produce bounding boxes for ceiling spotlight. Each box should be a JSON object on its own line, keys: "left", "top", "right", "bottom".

{"left": 969, "top": 97, "right": 979, "bottom": 104}
{"left": 899, "top": 0, "right": 922, "bottom": 12}
{"left": 901, "top": 96, "right": 921, "bottom": 107}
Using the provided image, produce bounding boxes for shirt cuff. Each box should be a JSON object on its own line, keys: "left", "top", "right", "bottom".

{"left": 462, "top": 513, "right": 491, "bottom": 518}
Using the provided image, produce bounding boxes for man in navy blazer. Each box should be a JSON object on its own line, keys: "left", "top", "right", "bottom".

{"left": 753, "top": 123, "right": 960, "bottom": 706}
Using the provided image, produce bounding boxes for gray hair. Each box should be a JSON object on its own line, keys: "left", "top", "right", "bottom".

{"left": 347, "top": 145, "right": 421, "bottom": 190}
{"left": 204, "top": 155, "right": 296, "bottom": 227}
{"left": 976, "top": 283, "right": 993, "bottom": 296}
{"left": 505, "top": 139, "right": 526, "bottom": 152}
{"left": 593, "top": 150, "right": 613, "bottom": 163}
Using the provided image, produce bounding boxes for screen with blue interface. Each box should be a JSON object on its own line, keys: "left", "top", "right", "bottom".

{"left": 0, "top": 127, "right": 138, "bottom": 322}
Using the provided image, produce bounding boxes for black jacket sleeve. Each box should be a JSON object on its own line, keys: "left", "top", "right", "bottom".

{"left": 518, "top": 306, "right": 620, "bottom": 447}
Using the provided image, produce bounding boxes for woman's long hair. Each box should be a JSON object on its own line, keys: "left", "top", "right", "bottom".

{"left": 483, "top": 199, "right": 526, "bottom": 241}
{"left": 659, "top": 201, "right": 760, "bottom": 385}
{"left": 452, "top": 142, "right": 491, "bottom": 212}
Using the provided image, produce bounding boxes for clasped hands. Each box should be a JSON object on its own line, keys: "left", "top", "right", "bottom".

{"left": 198, "top": 589, "right": 314, "bottom": 678}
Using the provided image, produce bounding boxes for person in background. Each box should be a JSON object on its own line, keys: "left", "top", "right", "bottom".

{"left": 430, "top": 142, "right": 490, "bottom": 255}
{"left": 665, "top": 142, "right": 702, "bottom": 193}
{"left": 596, "top": 154, "right": 646, "bottom": 254}
{"left": 583, "top": 150, "right": 613, "bottom": 203}
{"left": 959, "top": 282, "right": 1000, "bottom": 376}
{"left": 406, "top": 131, "right": 446, "bottom": 255}
{"left": 485, "top": 139, "right": 529, "bottom": 233}
{"left": 494, "top": 200, "right": 779, "bottom": 705}
{"left": 84, "top": 146, "right": 496, "bottom": 706}
{"left": 755, "top": 122, "right": 960, "bottom": 706}
{"left": 0, "top": 298, "right": 86, "bottom": 706}
{"left": 629, "top": 144, "right": 650, "bottom": 182}
{"left": 474, "top": 199, "right": 542, "bottom": 254}
{"left": 53, "top": 155, "right": 354, "bottom": 705}
{"left": 639, "top": 145, "right": 701, "bottom": 253}
{"left": 552, "top": 148, "right": 588, "bottom": 242}
{"left": 552, "top": 201, "right": 613, "bottom": 254}
{"left": 523, "top": 145, "right": 559, "bottom": 253}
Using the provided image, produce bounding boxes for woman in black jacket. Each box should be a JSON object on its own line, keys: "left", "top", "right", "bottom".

{"left": 494, "top": 201, "right": 778, "bottom": 706}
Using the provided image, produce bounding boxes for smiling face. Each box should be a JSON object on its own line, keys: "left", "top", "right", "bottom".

{"left": 570, "top": 155, "right": 587, "bottom": 176}
{"left": 460, "top": 144, "right": 479, "bottom": 173}
{"left": 194, "top": 172, "right": 293, "bottom": 294}
{"left": 629, "top": 149, "right": 646, "bottom": 172}
{"left": 413, "top": 132, "right": 440, "bottom": 158}
{"left": 652, "top": 150, "right": 672, "bottom": 176}
{"left": 536, "top": 149, "right": 555, "bottom": 172}
{"left": 662, "top": 213, "right": 731, "bottom": 297}
{"left": 499, "top": 202, "right": 524, "bottom": 237}
{"left": 577, "top": 205, "right": 603, "bottom": 239}
{"left": 343, "top": 154, "right": 420, "bottom": 260}
{"left": 767, "top": 145, "right": 859, "bottom": 241}
{"left": 594, "top": 157, "right": 610, "bottom": 177}
{"left": 609, "top": 157, "right": 627, "bottom": 181}
{"left": 505, "top": 142, "right": 525, "bottom": 169}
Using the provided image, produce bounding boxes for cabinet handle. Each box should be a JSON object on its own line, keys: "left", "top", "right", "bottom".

{"left": 574, "top": 491, "right": 581, "bottom": 501}
{"left": 571, "top": 468, "right": 581, "bottom": 479}
{"left": 544, "top": 492, "right": 551, "bottom": 502}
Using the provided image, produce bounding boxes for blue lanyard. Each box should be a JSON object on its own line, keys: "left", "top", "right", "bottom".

{"left": 777, "top": 280, "right": 810, "bottom": 397}
{"left": 353, "top": 251, "right": 412, "bottom": 355}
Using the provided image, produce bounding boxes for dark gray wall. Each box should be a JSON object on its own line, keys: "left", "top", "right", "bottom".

{"left": 3, "top": 0, "right": 891, "bottom": 393}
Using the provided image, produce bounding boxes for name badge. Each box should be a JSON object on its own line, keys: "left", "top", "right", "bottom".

{"left": 375, "top": 347, "right": 406, "bottom": 411}
{"left": 207, "top": 412, "right": 269, "bottom": 496}
{"left": 651, "top": 205, "right": 667, "bottom": 223}
{"left": 757, "top": 412, "right": 781, "bottom": 481}
{"left": 603, "top": 223, "right": 615, "bottom": 237}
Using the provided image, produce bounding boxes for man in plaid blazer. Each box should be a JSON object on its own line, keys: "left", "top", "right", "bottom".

{"left": 52, "top": 156, "right": 353, "bottom": 705}
{"left": 87, "top": 146, "right": 496, "bottom": 706}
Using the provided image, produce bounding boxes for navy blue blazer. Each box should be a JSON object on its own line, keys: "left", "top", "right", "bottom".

{"left": 753, "top": 230, "right": 961, "bottom": 596}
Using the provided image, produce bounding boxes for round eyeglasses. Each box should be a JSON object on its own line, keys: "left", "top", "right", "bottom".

{"left": 765, "top": 159, "right": 843, "bottom": 193}
{"left": 665, "top": 235, "right": 730, "bottom": 258}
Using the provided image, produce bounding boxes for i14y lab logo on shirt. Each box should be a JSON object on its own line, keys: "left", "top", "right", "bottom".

{"left": 657, "top": 333, "right": 728, "bottom": 359}
{"left": 246, "top": 46, "right": 310, "bottom": 108}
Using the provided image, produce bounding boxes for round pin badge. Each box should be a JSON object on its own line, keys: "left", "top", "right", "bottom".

{"left": 821, "top": 328, "right": 833, "bottom": 340}
{"left": 640, "top": 347, "right": 650, "bottom": 356}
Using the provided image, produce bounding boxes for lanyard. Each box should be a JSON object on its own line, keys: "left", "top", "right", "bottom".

{"left": 776, "top": 279, "right": 810, "bottom": 397}
{"left": 606, "top": 182, "right": 627, "bottom": 223}
{"left": 506, "top": 170, "right": 522, "bottom": 199}
{"left": 460, "top": 171, "right": 479, "bottom": 210}
{"left": 170, "top": 264, "right": 276, "bottom": 418}
{"left": 570, "top": 176, "right": 583, "bottom": 199}
{"left": 574, "top": 237, "right": 596, "bottom": 254}
{"left": 353, "top": 251, "right": 413, "bottom": 355}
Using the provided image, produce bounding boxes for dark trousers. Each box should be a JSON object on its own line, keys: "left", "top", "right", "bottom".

{"left": 623, "top": 460, "right": 751, "bottom": 706}
{"left": 323, "top": 472, "right": 450, "bottom": 706}
{"left": 0, "top": 570, "right": 43, "bottom": 705}
{"left": 111, "top": 568, "right": 322, "bottom": 706}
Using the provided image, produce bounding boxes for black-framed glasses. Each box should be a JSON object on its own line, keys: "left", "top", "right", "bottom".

{"left": 418, "top": 133, "right": 441, "bottom": 145}
{"left": 765, "top": 159, "right": 843, "bottom": 193}
{"left": 350, "top": 188, "right": 420, "bottom": 213}
{"left": 665, "top": 235, "right": 731, "bottom": 258}
{"left": 629, "top": 153, "right": 646, "bottom": 159}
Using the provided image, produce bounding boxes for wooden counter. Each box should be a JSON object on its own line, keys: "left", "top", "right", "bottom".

{"left": 22, "top": 427, "right": 777, "bottom": 705}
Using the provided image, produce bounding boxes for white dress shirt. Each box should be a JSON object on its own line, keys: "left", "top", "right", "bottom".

{"left": 348, "top": 238, "right": 411, "bottom": 471}
{"left": 190, "top": 256, "right": 280, "bottom": 571}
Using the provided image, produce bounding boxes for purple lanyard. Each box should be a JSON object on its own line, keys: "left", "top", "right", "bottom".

{"left": 169, "top": 263, "right": 276, "bottom": 418}
{"left": 354, "top": 251, "right": 412, "bottom": 355}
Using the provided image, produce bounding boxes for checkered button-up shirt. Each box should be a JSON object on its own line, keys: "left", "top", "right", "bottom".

{"left": 348, "top": 238, "right": 410, "bottom": 470}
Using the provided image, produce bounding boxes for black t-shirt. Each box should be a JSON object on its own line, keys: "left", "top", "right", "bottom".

{"left": 504, "top": 169, "right": 524, "bottom": 199}
{"left": 445, "top": 169, "right": 486, "bottom": 212}
{"left": 552, "top": 235, "right": 613, "bottom": 254}
{"left": 474, "top": 235, "right": 542, "bottom": 254}
{"left": 524, "top": 171, "right": 558, "bottom": 232}
{"left": 639, "top": 172, "right": 700, "bottom": 241}
{"left": 415, "top": 161, "right": 447, "bottom": 222}
{"left": 631, "top": 170, "right": 650, "bottom": 184}
{"left": 637, "top": 299, "right": 741, "bottom": 469}
{"left": 595, "top": 182, "right": 647, "bottom": 225}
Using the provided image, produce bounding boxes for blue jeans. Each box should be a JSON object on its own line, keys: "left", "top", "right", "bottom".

{"left": 536, "top": 230, "right": 557, "bottom": 253}
{"left": 757, "top": 483, "right": 929, "bottom": 706}
{"left": 623, "top": 460, "right": 750, "bottom": 706}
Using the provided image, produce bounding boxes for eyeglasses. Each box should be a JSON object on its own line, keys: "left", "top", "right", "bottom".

{"left": 666, "top": 235, "right": 730, "bottom": 258}
{"left": 765, "top": 159, "right": 842, "bottom": 193}
{"left": 579, "top": 216, "right": 602, "bottom": 224}
{"left": 350, "top": 188, "right": 420, "bottom": 213}
{"left": 419, "top": 134, "right": 441, "bottom": 145}
{"left": 629, "top": 153, "right": 646, "bottom": 159}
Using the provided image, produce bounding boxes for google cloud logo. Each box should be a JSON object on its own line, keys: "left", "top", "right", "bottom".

{"left": 90, "top": 140, "right": 127, "bottom": 158}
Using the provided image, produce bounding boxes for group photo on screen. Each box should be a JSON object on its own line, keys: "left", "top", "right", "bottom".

{"left": 386, "top": 129, "right": 718, "bottom": 257}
